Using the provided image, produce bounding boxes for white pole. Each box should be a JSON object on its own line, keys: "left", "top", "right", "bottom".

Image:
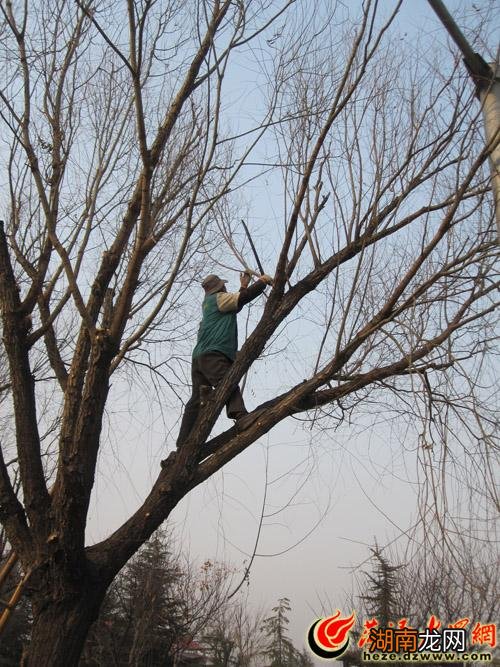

{"left": 480, "top": 62, "right": 500, "bottom": 236}
{"left": 426, "top": 0, "right": 500, "bottom": 236}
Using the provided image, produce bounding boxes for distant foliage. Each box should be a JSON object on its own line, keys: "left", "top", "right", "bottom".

{"left": 261, "top": 597, "right": 312, "bottom": 667}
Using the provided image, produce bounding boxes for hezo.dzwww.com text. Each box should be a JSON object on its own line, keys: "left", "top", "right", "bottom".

{"left": 362, "top": 650, "right": 492, "bottom": 662}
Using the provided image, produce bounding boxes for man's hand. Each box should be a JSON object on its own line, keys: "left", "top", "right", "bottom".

{"left": 240, "top": 272, "right": 251, "bottom": 289}
{"left": 259, "top": 274, "right": 274, "bottom": 286}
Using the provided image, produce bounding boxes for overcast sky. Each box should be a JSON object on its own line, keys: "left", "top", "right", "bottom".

{"left": 82, "top": 1, "right": 499, "bottom": 662}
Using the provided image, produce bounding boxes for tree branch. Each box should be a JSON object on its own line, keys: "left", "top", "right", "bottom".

{"left": 0, "top": 222, "right": 50, "bottom": 538}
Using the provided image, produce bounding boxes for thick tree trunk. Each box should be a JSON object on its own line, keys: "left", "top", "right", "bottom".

{"left": 23, "top": 589, "right": 105, "bottom": 667}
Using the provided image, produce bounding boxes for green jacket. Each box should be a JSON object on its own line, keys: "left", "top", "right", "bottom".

{"left": 192, "top": 281, "right": 266, "bottom": 361}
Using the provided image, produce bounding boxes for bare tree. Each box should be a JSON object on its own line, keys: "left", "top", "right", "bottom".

{"left": 202, "top": 592, "right": 266, "bottom": 667}
{"left": 0, "top": 0, "right": 498, "bottom": 664}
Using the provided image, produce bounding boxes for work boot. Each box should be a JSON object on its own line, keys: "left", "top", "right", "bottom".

{"left": 235, "top": 408, "right": 264, "bottom": 432}
{"left": 228, "top": 409, "right": 247, "bottom": 420}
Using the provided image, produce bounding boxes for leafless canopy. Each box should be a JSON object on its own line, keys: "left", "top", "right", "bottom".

{"left": 0, "top": 0, "right": 498, "bottom": 663}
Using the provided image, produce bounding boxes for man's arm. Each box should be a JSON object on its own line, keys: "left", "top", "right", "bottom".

{"left": 216, "top": 274, "right": 272, "bottom": 313}
{"left": 237, "top": 272, "right": 273, "bottom": 310}
{"left": 237, "top": 278, "right": 267, "bottom": 310}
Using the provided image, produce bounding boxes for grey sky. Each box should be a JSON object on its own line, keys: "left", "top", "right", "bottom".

{"left": 44, "top": 0, "right": 498, "bottom": 660}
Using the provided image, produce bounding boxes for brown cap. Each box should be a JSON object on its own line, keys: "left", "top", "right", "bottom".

{"left": 201, "top": 274, "right": 227, "bottom": 295}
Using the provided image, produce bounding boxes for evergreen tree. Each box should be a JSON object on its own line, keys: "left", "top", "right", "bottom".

{"left": 80, "top": 530, "right": 186, "bottom": 666}
{"left": 125, "top": 531, "right": 186, "bottom": 666}
{"left": 80, "top": 530, "right": 247, "bottom": 666}
{"left": 360, "top": 548, "right": 402, "bottom": 626}
{"left": 261, "top": 597, "right": 301, "bottom": 667}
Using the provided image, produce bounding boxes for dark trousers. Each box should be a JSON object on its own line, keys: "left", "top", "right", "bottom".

{"left": 176, "top": 352, "right": 246, "bottom": 446}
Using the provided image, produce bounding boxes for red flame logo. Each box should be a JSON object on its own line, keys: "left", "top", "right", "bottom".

{"left": 316, "top": 610, "right": 356, "bottom": 648}
{"left": 308, "top": 610, "right": 356, "bottom": 660}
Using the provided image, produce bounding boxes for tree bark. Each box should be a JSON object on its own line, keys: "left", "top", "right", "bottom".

{"left": 23, "top": 586, "right": 106, "bottom": 667}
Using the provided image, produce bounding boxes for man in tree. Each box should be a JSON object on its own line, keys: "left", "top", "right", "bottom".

{"left": 0, "top": 1, "right": 497, "bottom": 662}
{"left": 175, "top": 272, "right": 273, "bottom": 447}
